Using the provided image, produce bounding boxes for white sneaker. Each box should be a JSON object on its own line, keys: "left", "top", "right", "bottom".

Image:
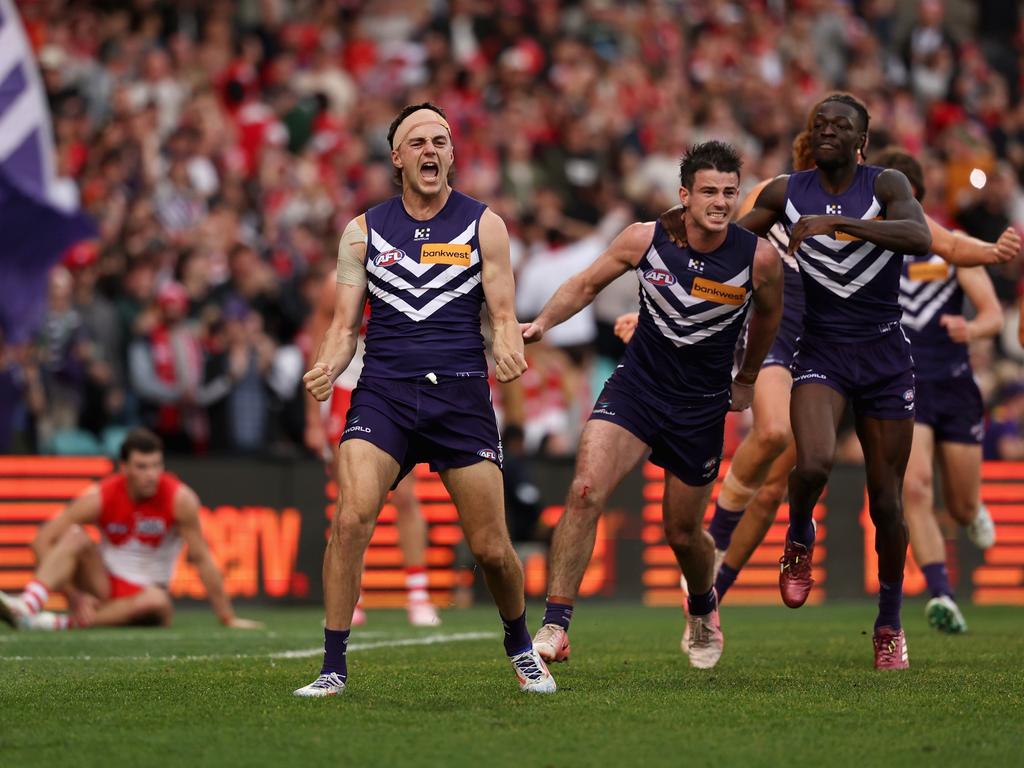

{"left": 966, "top": 505, "right": 996, "bottom": 550}
{"left": 407, "top": 601, "right": 441, "bottom": 627}
{"left": 0, "top": 590, "right": 28, "bottom": 628}
{"left": 533, "top": 623, "right": 570, "bottom": 662}
{"left": 510, "top": 647, "right": 556, "bottom": 693}
{"left": 686, "top": 603, "right": 724, "bottom": 669}
{"left": 17, "top": 611, "right": 65, "bottom": 631}
{"left": 293, "top": 672, "right": 346, "bottom": 698}
{"left": 926, "top": 595, "right": 968, "bottom": 634}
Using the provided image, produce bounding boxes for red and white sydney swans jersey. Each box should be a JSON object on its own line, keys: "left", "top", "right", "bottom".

{"left": 97, "top": 473, "right": 184, "bottom": 587}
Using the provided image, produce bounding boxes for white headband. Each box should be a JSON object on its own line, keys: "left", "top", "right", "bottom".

{"left": 392, "top": 109, "right": 452, "bottom": 149}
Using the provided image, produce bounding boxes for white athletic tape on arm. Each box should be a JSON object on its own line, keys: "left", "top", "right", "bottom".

{"left": 336, "top": 217, "right": 368, "bottom": 287}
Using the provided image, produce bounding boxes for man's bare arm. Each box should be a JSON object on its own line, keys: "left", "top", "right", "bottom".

{"left": 929, "top": 218, "right": 1020, "bottom": 267}
{"left": 175, "top": 486, "right": 262, "bottom": 629}
{"left": 731, "top": 239, "right": 783, "bottom": 411}
{"left": 522, "top": 222, "right": 652, "bottom": 344}
{"left": 479, "top": 208, "right": 528, "bottom": 383}
{"left": 32, "top": 485, "right": 102, "bottom": 561}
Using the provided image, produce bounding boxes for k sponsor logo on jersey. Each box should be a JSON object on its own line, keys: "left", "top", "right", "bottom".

{"left": 643, "top": 268, "right": 677, "bottom": 287}
{"left": 687, "top": 258, "right": 705, "bottom": 273}
{"left": 826, "top": 204, "right": 842, "bottom": 215}
{"left": 414, "top": 227, "right": 431, "bottom": 240}
{"left": 420, "top": 243, "right": 472, "bottom": 266}
{"left": 691, "top": 277, "right": 747, "bottom": 305}
{"left": 374, "top": 248, "right": 406, "bottom": 267}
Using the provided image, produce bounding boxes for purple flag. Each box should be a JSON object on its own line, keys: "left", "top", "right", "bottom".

{"left": 0, "top": 0, "right": 96, "bottom": 343}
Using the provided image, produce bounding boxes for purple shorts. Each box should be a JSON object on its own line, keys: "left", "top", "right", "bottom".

{"left": 915, "top": 376, "right": 984, "bottom": 444}
{"left": 341, "top": 376, "right": 501, "bottom": 487}
{"left": 589, "top": 370, "right": 729, "bottom": 487}
{"left": 790, "top": 330, "right": 915, "bottom": 420}
{"left": 762, "top": 310, "right": 802, "bottom": 370}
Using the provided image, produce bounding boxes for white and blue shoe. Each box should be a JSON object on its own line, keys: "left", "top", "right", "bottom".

{"left": 293, "top": 672, "right": 346, "bottom": 698}
{"left": 510, "top": 647, "right": 557, "bottom": 693}
{"left": 926, "top": 595, "right": 968, "bottom": 634}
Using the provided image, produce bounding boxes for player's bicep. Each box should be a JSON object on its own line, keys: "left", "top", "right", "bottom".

{"left": 957, "top": 266, "right": 1001, "bottom": 314}
{"left": 579, "top": 222, "right": 650, "bottom": 293}
{"left": 751, "top": 239, "right": 783, "bottom": 311}
{"left": 479, "top": 209, "right": 517, "bottom": 319}
{"left": 877, "top": 170, "right": 927, "bottom": 225}
{"left": 173, "top": 487, "right": 208, "bottom": 556}
{"left": 332, "top": 283, "right": 369, "bottom": 336}
{"left": 336, "top": 215, "right": 368, "bottom": 288}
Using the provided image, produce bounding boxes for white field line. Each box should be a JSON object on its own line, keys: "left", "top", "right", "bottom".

{"left": 0, "top": 631, "right": 496, "bottom": 662}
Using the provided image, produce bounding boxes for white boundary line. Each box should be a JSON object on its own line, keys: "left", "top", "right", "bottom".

{"left": 0, "top": 631, "right": 496, "bottom": 662}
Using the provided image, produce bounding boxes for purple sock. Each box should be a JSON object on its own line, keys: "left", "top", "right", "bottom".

{"left": 921, "top": 562, "right": 954, "bottom": 599}
{"left": 542, "top": 599, "right": 574, "bottom": 631}
{"left": 320, "top": 628, "right": 350, "bottom": 679}
{"left": 501, "top": 609, "right": 532, "bottom": 656}
{"left": 875, "top": 579, "right": 903, "bottom": 630}
{"left": 708, "top": 502, "right": 744, "bottom": 551}
{"left": 787, "top": 514, "right": 815, "bottom": 548}
{"left": 714, "top": 563, "right": 740, "bottom": 602}
{"left": 687, "top": 588, "right": 717, "bottom": 617}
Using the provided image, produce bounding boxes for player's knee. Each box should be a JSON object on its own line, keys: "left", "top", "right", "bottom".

{"left": 567, "top": 475, "right": 607, "bottom": 513}
{"left": 751, "top": 482, "right": 786, "bottom": 524}
{"left": 867, "top": 492, "right": 903, "bottom": 526}
{"left": 57, "top": 525, "right": 94, "bottom": 555}
{"left": 330, "top": 509, "right": 375, "bottom": 545}
{"left": 902, "top": 471, "right": 933, "bottom": 513}
{"left": 757, "top": 423, "right": 791, "bottom": 458}
{"left": 791, "top": 462, "right": 830, "bottom": 491}
{"left": 664, "top": 523, "right": 702, "bottom": 554}
{"left": 469, "top": 539, "right": 513, "bottom": 574}
{"left": 134, "top": 587, "right": 173, "bottom": 623}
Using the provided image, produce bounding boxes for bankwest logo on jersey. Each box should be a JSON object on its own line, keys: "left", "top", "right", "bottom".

{"left": 691, "top": 277, "right": 746, "bottom": 305}
{"left": 421, "top": 243, "right": 471, "bottom": 266}
{"left": 908, "top": 262, "right": 950, "bottom": 282}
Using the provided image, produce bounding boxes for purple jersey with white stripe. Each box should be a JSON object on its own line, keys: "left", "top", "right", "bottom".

{"left": 899, "top": 254, "right": 970, "bottom": 381}
{"left": 784, "top": 165, "right": 902, "bottom": 342}
{"left": 624, "top": 221, "right": 757, "bottom": 400}
{"left": 362, "top": 191, "right": 488, "bottom": 379}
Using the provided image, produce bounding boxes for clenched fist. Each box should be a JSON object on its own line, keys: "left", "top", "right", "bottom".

{"left": 303, "top": 363, "right": 333, "bottom": 401}
{"left": 494, "top": 350, "right": 528, "bottom": 383}
{"left": 614, "top": 312, "right": 639, "bottom": 343}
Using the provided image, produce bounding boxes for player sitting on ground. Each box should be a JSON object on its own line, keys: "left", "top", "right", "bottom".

{"left": 0, "top": 428, "right": 262, "bottom": 631}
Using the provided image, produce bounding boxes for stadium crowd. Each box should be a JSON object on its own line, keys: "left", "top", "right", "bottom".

{"left": 3, "top": 0, "right": 1024, "bottom": 460}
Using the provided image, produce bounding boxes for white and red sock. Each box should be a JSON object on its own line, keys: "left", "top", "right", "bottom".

{"left": 21, "top": 580, "right": 49, "bottom": 615}
{"left": 406, "top": 566, "right": 430, "bottom": 604}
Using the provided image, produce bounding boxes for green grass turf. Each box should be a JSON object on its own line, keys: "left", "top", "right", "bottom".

{"left": 1, "top": 603, "right": 1021, "bottom": 768}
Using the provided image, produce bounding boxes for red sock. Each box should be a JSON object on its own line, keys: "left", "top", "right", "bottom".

{"left": 21, "top": 580, "right": 49, "bottom": 615}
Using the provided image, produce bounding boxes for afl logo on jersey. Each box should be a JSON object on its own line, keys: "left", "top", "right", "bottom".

{"left": 374, "top": 249, "right": 406, "bottom": 267}
{"left": 644, "top": 269, "right": 676, "bottom": 287}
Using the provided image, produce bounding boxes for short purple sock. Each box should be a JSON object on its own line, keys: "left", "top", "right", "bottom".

{"left": 542, "top": 599, "right": 574, "bottom": 631}
{"left": 787, "top": 515, "right": 816, "bottom": 548}
{"left": 501, "top": 609, "right": 532, "bottom": 656}
{"left": 687, "top": 588, "right": 717, "bottom": 617}
{"left": 875, "top": 578, "right": 903, "bottom": 630}
{"left": 320, "top": 628, "right": 350, "bottom": 679}
{"left": 714, "top": 563, "right": 740, "bottom": 602}
{"left": 921, "top": 562, "right": 953, "bottom": 599}
{"left": 708, "top": 503, "right": 744, "bottom": 551}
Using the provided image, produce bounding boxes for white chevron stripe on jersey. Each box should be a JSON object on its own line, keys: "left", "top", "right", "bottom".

{"left": 768, "top": 223, "right": 798, "bottom": 271}
{"left": 640, "top": 289, "right": 747, "bottom": 347}
{"left": 368, "top": 249, "right": 480, "bottom": 298}
{"left": 900, "top": 278, "right": 959, "bottom": 331}
{"left": 899, "top": 274, "right": 950, "bottom": 313}
{"left": 794, "top": 245, "right": 897, "bottom": 299}
{"left": 369, "top": 221, "right": 478, "bottom": 280}
{"left": 785, "top": 197, "right": 882, "bottom": 227}
{"left": 638, "top": 271, "right": 745, "bottom": 325}
{"left": 368, "top": 273, "right": 483, "bottom": 322}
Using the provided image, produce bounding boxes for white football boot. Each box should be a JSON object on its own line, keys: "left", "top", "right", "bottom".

{"left": 686, "top": 601, "right": 724, "bottom": 669}
{"left": 532, "top": 623, "right": 570, "bottom": 663}
{"left": 0, "top": 590, "right": 28, "bottom": 629}
{"left": 510, "top": 647, "right": 557, "bottom": 693}
{"left": 966, "top": 505, "right": 996, "bottom": 550}
{"left": 407, "top": 601, "right": 441, "bottom": 627}
{"left": 293, "top": 672, "right": 346, "bottom": 698}
{"left": 926, "top": 595, "right": 968, "bottom": 634}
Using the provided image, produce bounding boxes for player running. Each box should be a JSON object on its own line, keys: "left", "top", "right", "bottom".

{"left": 527, "top": 141, "right": 782, "bottom": 670}
{"left": 0, "top": 428, "right": 262, "bottom": 631}
{"left": 876, "top": 147, "right": 1003, "bottom": 634}
{"left": 293, "top": 103, "right": 554, "bottom": 697}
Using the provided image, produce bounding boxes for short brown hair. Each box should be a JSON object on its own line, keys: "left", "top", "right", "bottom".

{"left": 119, "top": 428, "right": 163, "bottom": 461}
{"left": 871, "top": 145, "right": 925, "bottom": 201}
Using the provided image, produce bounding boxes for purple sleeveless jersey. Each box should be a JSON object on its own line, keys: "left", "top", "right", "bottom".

{"left": 783, "top": 165, "right": 903, "bottom": 342}
{"left": 362, "top": 190, "right": 488, "bottom": 380}
{"left": 623, "top": 221, "right": 758, "bottom": 401}
{"left": 899, "top": 254, "right": 970, "bottom": 381}
{"left": 900, "top": 255, "right": 983, "bottom": 442}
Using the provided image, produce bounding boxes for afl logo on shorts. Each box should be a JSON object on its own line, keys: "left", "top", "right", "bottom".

{"left": 477, "top": 449, "right": 498, "bottom": 461}
{"left": 902, "top": 389, "right": 915, "bottom": 403}
{"left": 374, "top": 249, "right": 405, "bottom": 267}
{"left": 644, "top": 269, "right": 676, "bottom": 287}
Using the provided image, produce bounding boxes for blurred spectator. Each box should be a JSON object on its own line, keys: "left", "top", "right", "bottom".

{"left": 984, "top": 382, "right": 1024, "bottom": 460}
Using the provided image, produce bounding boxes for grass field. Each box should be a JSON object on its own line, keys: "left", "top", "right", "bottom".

{"left": 2, "top": 602, "right": 1022, "bottom": 767}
